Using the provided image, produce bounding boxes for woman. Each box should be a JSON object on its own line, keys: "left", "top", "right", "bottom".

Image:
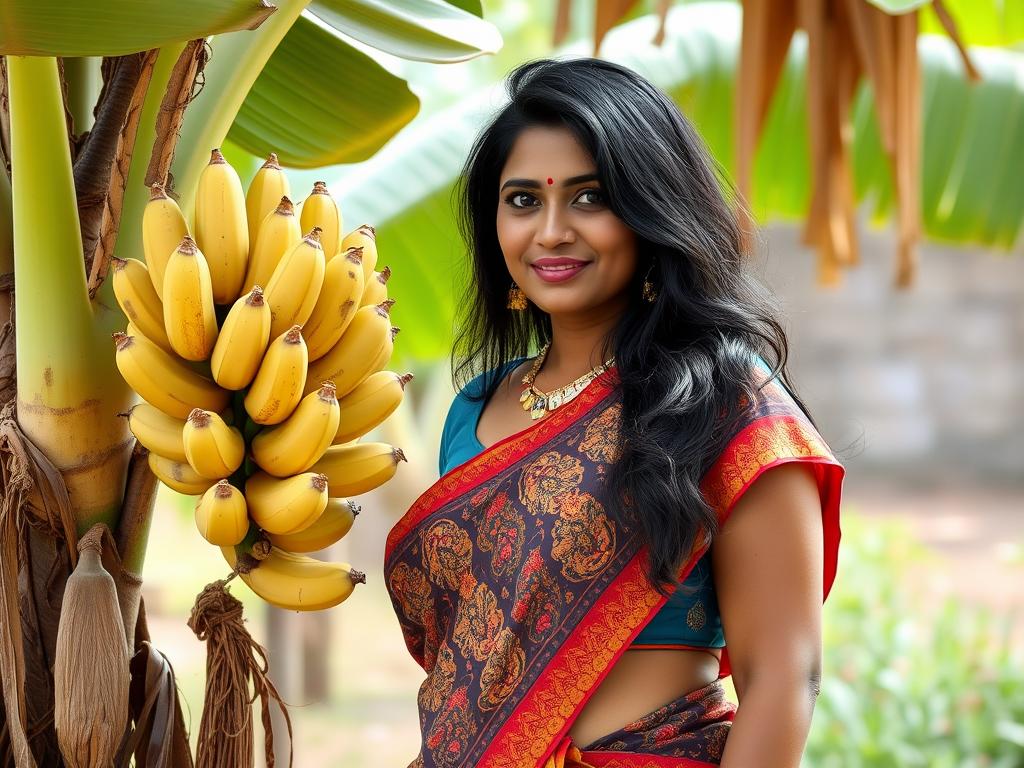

{"left": 384, "top": 57, "right": 844, "bottom": 768}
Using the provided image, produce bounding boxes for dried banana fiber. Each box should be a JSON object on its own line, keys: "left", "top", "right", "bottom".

{"left": 53, "top": 524, "right": 130, "bottom": 768}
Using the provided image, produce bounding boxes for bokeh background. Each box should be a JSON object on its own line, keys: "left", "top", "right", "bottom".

{"left": 137, "top": 1, "right": 1024, "bottom": 765}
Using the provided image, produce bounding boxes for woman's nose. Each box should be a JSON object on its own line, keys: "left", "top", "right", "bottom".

{"left": 535, "top": 205, "right": 575, "bottom": 248}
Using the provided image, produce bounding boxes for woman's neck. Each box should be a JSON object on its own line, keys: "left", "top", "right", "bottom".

{"left": 537, "top": 308, "right": 621, "bottom": 387}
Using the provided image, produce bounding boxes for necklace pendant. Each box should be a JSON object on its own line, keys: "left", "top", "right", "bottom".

{"left": 530, "top": 397, "right": 546, "bottom": 420}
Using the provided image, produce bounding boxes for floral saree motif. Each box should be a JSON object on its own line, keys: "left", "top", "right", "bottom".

{"left": 385, "top": 364, "right": 844, "bottom": 768}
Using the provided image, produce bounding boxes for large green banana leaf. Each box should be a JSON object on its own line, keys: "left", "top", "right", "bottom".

{"left": 285, "top": 1, "right": 1023, "bottom": 362}
{"left": 226, "top": 12, "right": 421, "bottom": 167}
{"left": 0, "top": 0, "right": 277, "bottom": 55}
{"left": 215, "top": 0, "right": 501, "bottom": 167}
{"left": 308, "top": 0, "right": 501, "bottom": 62}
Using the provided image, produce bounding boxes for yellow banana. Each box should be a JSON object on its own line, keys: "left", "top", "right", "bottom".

{"left": 333, "top": 371, "right": 412, "bottom": 444}
{"left": 244, "top": 471, "right": 328, "bottom": 535}
{"left": 162, "top": 235, "right": 219, "bottom": 361}
{"left": 304, "top": 299, "right": 394, "bottom": 397}
{"left": 358, "top": 266, "right": 391, "bottom": 309}
{"left": 243, "top": 196, "right": 301, "bottom": 294}
{"left": 299, "top": 181, "right": 342, "bottom": 261}
{"left": 210, "top": 285, "right": 272, "bottom": 390}
{"left": 245, "top": 152, "right": 291, "bottom": 248}
{"left": 265, "top": 227, "right": 326, "bottom": 339}
{"left": 110, "top": 257, "right": 174, "bottom": 354}
{"left": 251, "top": 382, "right": 340, "bottom": 477}
{"left": 142, "top": 182, "right": 189, "bottom": 297}
{"left": 148, "top": 451, "right": 216, "bottom": 496}
{"left": 310, "top": 441, "right": 406, "bottom": 497}
{"left": 303, "top": 247, "right": 365, "bottom": 361}
{"left": 125, "top": 403, "right": 187, "bottom": 463}
{"left": 266, "top": 497, "right": 360, "bottom": 553}
{"left": 114, "top": 332, "right": 229, "bottom": 418}
{"left": 220, "top": 544, "right": 365, "bottom": 611}
{"left": 194, "top": 480, "right": 248, "bottom": 546}
{"left": 244, "top": 325, "right": 308, "bottom": 425}
{"left": 195, "top": 148, "right": 249, "bottom": 304}
{"left": 340, "top": 224, "right": 378, "bottom": 284}
{"left": 182, "top": 409, "right": 245, "bottom": 480}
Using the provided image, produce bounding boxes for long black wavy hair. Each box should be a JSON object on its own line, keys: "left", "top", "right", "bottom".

{"left": 450, "top": 56, "right": 819, "bottom": 597}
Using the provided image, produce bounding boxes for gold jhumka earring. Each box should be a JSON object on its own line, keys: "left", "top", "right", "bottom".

{"left": 641, "top": 265, "right": 657, "bottom": 303}
{"left": 507, "top": 282, "right": 528, "bottom": 310}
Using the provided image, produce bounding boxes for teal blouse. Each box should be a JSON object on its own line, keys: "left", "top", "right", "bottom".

{"left": 438, "top": 358, "right": 725, "bottom": 650}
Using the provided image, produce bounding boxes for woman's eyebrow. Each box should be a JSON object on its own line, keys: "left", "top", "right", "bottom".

{"left": 500, "top": 173, "right": 599, "bottom": 191}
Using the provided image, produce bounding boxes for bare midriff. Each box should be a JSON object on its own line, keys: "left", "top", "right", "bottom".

{"left": 566, "top": 647, "right": 722, "bottom": 749}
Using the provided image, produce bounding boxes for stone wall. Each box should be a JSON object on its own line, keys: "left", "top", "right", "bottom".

{"left": 753, "top": 221, "right": 1024, "bottom": 489}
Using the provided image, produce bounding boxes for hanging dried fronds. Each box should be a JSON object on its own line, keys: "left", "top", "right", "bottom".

{"left": 734, "top": 0, "right": 978, "bottom": 288}
{"left": 188, "top": 577, "right": 292, "bottom": 768}
{"left": 53, "top": 523, "right": 130, "bottom": 768}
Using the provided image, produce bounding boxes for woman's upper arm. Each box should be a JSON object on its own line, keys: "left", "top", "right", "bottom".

{"left": 710, "top": 461, "right": 825, "bottom": 695}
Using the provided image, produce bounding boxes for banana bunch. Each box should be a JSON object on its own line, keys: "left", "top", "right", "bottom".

{"left": 113, "top": 149, "right": 415, "bottom": 611}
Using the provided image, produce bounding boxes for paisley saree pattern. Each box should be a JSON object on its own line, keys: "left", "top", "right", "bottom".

{"left": 385, "top": 365, "right": 844, "bottom": 768}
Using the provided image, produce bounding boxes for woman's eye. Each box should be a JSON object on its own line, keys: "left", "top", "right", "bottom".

{"left": 504, "top": 189, "right": 604, "bottom": 209}
{"left": 506, "top": 192, "right": 536, "bottom": 208}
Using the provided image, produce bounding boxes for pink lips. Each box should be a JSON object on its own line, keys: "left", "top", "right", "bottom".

{"left": 531, "top": 258, "right": 589, "bottom": 283}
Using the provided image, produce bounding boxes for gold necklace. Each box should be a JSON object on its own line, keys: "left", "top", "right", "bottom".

{"left": 518, "top": 341, "right": 616, "bottom": 420}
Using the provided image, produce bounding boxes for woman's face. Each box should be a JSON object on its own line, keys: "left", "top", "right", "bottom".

{"left": 496, "top": 124, "right": 638, "bottom": 319}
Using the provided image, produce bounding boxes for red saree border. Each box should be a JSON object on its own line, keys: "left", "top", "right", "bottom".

{"left": 384, "top": 367, "right": 620, "bottom": 565}
{"left": 482, "top": 410, "right": 844, "bottom": 767}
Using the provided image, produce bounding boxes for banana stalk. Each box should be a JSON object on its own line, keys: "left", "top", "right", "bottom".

{"left": 9, "top": 56, "right": 134, "bottom": 534}
{"left": 171, "top": 0, "right": 312, "bottom": 220}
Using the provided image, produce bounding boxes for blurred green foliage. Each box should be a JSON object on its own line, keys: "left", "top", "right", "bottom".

{"left": 806, "top": 514, "right": 1024, "bottom": 767}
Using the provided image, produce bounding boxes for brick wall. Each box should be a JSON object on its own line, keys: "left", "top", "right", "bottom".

{"left": 752, "top": 221, "right": 1024, "bottom": 489}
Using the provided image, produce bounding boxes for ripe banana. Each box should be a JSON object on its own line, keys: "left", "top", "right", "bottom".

{"left": 243, "top": 196, "right": 301, "bottom": 295}
{"left": 182, "top": 409, "right": 245, "bottom": 480}
{"left": 358, "top": 266, "right": 391, "bottom": 309}
{"left": 114, "top": 332, "right": 229, "bottom": 418}
{"left": 251, "top": 382, "right": 340, "bottom": 477}
{"left": 220, "top": 544, "right": 365, "bottom": 611}
{"left": 244, "top": 325, "right": 308, "bottom": 425}
{"left": 333, "top": 371, "right": 412, "bottom": 444}
{"left": 210, "top": 285, "right": 272, "bottom": 390}
{"left": 148, "top": 451, "right": 216, "bottom": 496}
{"left": 245, "top": 153, "right": 291, "bottom": 248}
{"left": 265, "top": 228, "right": 326, "bottom": 339}
{"left": 340, "top": 225, "right": 378, "bottom": 284}
{"left": 244, "top": 471, "right": 328, "bottom": 535}
{"left": 195, "top": 148, "right": 249, "bottom": 304}
{"left": 194, "top": 480, "right": 248, "bottom": 546}
{"left": 303, "top": 247, "right": 365, "bottom": 361}
{"left": 126, "top": 403, "right": 187, "bottom": 463}
{"left": 110, "top": 257, "right": 174, "bottom": 354}
{"left": 299, "top": 181, "right": 342, "bottom": 261}
{"left": 142, "top": 182, "right": 189, "bottom": 297}
{"left": 266, "top": 498, "right": 360, "bottom": 553}
{"left": 305, "top": 300, "right": 394, "bottom": 397}
{"left": 162, "top": 235, "right": 219, "bottom": 361}
{"left": 310, "top": 441, "right": 406, "bottom": 497}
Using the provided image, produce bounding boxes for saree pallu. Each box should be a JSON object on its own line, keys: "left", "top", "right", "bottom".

{"left": 384, "top": 364, "right": 844, "bottom": 768}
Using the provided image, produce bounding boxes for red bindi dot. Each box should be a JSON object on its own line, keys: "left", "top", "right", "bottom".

{"left": 547, "top": 177, "right": 554, "bottom": 185}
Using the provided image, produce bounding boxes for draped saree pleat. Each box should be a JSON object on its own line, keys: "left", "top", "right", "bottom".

{"left": 385, "top": 364, "right": 844, "bottom": 768}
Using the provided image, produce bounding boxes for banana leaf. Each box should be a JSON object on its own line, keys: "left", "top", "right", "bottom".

{"left": 0, "top": 0, "right": 276, "bottom": 56}
{"left": 281, "top": 2, "right": 1023, "bottom": 362}
{"left": 227, "top": 12, "right": 421, "bottom": 167}
{"left": 308, "top": 0, "right": 501, "bottom": 62}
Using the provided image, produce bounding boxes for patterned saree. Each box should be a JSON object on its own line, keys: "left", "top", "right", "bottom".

{"left": 384, "top": 363, "right": 844, "bottom": 768}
